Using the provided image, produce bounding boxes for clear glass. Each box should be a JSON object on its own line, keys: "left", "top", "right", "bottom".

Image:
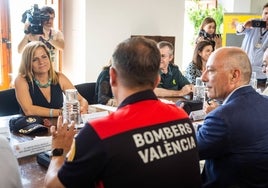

{"left": 62, "top": 89, "right": 81, "bottom": 125}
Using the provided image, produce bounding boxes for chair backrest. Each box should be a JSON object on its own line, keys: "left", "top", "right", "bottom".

{"left": 0, "top": 88, "right": 21, "bottom": 116}
{"left": 75, "top": 82, "right": 97, "bottom": 104}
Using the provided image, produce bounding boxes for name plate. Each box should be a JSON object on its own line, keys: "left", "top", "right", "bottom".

{"left": 12, "top": 136, "right": 52, "bottom": 158}
{"left": 190, "top": 110, "right": 206, "bottom": 121}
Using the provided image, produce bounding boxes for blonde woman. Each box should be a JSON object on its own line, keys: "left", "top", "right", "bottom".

{"left": 15, "top": 41, "right": 88, "bottom": 117}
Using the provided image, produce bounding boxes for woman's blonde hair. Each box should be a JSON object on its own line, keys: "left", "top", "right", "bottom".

{"left": 18, "top": 41, "right": 58, "bottom": 84}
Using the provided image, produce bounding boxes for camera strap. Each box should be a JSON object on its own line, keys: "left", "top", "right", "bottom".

{"left": 39, "top": 30, "right": 55, "bottom": 50}
{"left": 259, "top": 28, "right": 268, "bottom": 40}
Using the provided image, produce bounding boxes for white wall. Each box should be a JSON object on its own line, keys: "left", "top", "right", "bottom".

{"left": 250, "top": 0, "right": 267, "bottom": 14}
{"left": 220, "top": 0, "right": 267, "bottom": 13}
{"left": 63, "top": 0, "right": 268, "bottom": 85}
{"left": 63, "top": 0, "right": 185, "bottom": 84}
{"left": 220, "top": 0, "right": 251, "bottom": 13}
{"left": 9, "top": 0, "right": 267, "bottom": 86}
{"left": 62, "top": 0, "right": 86, "bottom": 84}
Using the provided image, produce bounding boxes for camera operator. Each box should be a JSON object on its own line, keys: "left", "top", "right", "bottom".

{"left": 18, "top": 6, "right": 64, "bottom": 70}
{"left": 236, "top": 3, "right": 268, "bottom": 86}
{"left": 196, "top": 17, "right": 222, "bottom": 50}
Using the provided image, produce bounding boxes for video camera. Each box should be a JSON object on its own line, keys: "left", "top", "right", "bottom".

{"left": 251, "top": 19, "right": 266, "bottom": 28}
{"left": 21, "top": 4, "right": 50, "bottom": 35}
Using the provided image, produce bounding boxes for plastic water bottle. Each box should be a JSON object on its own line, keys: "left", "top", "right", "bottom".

{"left": 250, "top": 72, "right": 257, "bottom": 90}
{"left": 63, "top": 89, "right": 80, "bottom": 125}
{"left": 193, "top": 77, "right": 205, "bottom": 102}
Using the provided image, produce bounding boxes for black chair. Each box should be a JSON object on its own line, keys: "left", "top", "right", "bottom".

{"left": 0, "top": 88, "right": 21, "bottom": 116}
{"left": 75, "top": 82, "right": 97, "bottom": 104}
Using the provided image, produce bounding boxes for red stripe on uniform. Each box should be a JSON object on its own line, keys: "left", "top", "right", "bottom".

{"left": 90, "top": 100, "right": 189, "bottom": 139}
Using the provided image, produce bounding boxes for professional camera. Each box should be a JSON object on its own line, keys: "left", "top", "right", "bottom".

{"left": 251, "top": 19, "right": 266, "bottom": 28}
{"left": 198, "top": 30, "right": 216, "bottom": 39}
{"left": 21, "top": 4, "right": 50, "bottom": 35}
{"left": 199, "top": 30, "right": 222, "bottom": 39}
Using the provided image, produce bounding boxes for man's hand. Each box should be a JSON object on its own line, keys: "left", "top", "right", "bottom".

{"left": 50, "top": 116, "right": 77, "bottom": 153}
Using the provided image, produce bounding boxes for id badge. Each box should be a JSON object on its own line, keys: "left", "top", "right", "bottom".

{"left": 255, "top": 43, "right": 262, "bottom": 48}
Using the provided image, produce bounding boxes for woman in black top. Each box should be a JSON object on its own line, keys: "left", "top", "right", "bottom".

{"left": 15, "top": 41, "right": 88, "bottom": 117}
{"left": 95, "top": 60, "right": 116, "bottom": 106}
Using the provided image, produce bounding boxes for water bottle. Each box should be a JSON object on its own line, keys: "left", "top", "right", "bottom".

{"left": 193, "top": 77, "right": 205, "bottom": 102}
{"left": 250, "top": 72, "right": 257, "bottom": 90}
{"left": 63, "top": 89, "right": 80, "bottom": 125}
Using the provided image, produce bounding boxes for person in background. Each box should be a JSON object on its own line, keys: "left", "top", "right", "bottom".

{"left": 197, "top": 46, "right": 268, "bottom": 187}
{"left": 262, "top": 47, "right": 268, "bottom": 73}
{"left": 185, "top": 40, "right": 214, "bottom": 84}
{"left": 14, "top": 41, "right": 88, "bottom": 117}
{"left": 95, "top": 60, "right": 117, "bottom": 106}
{"left": 154, "top": 41, "right": 194, "bottom": 97}
{"left": 18, "top": 6, "right": 64, "bottom": 70}
{"left": 196, "top": 16, "right": 222, "bottom": 49}
{"left": 44, "top": 37, "right": 202, "bottom": 188}
{"left": 261, "top": 48, "right": 268, "bottom": 95}
{"left": 185, "top": 40, "right": 218, "bottom": 114}
{"left": 236, "top": 3, "right": 268, "bottom": 86}
{"left": 0, "top": 136, "right": 23, "bottom": 188}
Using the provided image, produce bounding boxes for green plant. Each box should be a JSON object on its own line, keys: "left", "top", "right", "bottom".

{"left": 187, "top": 0, "right": 224, "bottom": 37}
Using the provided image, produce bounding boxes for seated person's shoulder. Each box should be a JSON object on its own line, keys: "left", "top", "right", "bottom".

{"left": 98, "top": 66, "right": 111, "bottom": 80}
{"left": 169, "top": 64, "right": 185, "bottom": 75}
{"left": 56, "top": 72, "right": 68, "bottom": 85}
{"left": 58, "top": 72, "right": 71, "bottom": 80}
{"left": 188, "top": 61, "right": 196, "bottom": 67}
{"left": 168, "top": 63, "right": 180, "bottom": 71}
{"left": 101, "top": 67, "right": 110, "bottom": 75}
{"left": 52, "top": 29, "right": 64, "bottom": 37}
{"left": 185, "top": 62, "right": 193, "bottom": 70}
{"left": 169, "top": 63, "right": 178, "bottom": 68}
{"left": 14, "top": 75, "right": 28, "bottom": 86}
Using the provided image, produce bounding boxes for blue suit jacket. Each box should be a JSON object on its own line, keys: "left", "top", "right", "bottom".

{"left": 197, "top": 86, "right": 268, "bottom": 188}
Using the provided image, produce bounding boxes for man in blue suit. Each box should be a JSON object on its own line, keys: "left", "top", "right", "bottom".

{"left": 197, "top": 46, "right": 268, "bottom": 187}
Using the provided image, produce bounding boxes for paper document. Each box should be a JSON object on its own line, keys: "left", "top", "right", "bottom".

{"left": 77, "top": 111, "right": 109, "bottom": 129}
{"left": 90, "top": 104, "right": 117, "bottom": 112}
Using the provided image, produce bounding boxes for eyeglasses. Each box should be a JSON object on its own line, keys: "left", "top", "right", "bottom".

{"left": 161, "top": 54, "right": 170, "bottom": 59}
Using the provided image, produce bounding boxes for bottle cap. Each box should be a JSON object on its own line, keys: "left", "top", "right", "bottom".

{"left": 65, "top": 89, "right": 78, "bottom": 101}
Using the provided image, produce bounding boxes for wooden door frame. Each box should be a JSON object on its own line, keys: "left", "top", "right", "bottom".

{"left": 0, "top": 0, "right": 12, "bottom": 90}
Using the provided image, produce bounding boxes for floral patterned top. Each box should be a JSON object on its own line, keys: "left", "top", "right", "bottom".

{"left": 185, "top": 61, "right": 202, "bottom": 85}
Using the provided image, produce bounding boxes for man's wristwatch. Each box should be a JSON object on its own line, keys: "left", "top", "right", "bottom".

{"left": 52, "top": 148, "right": 64, "bottom": 156}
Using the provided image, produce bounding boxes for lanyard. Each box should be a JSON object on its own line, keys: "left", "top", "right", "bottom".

{"left": 259, "top": 28, "right": 268, "bottom": 41}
